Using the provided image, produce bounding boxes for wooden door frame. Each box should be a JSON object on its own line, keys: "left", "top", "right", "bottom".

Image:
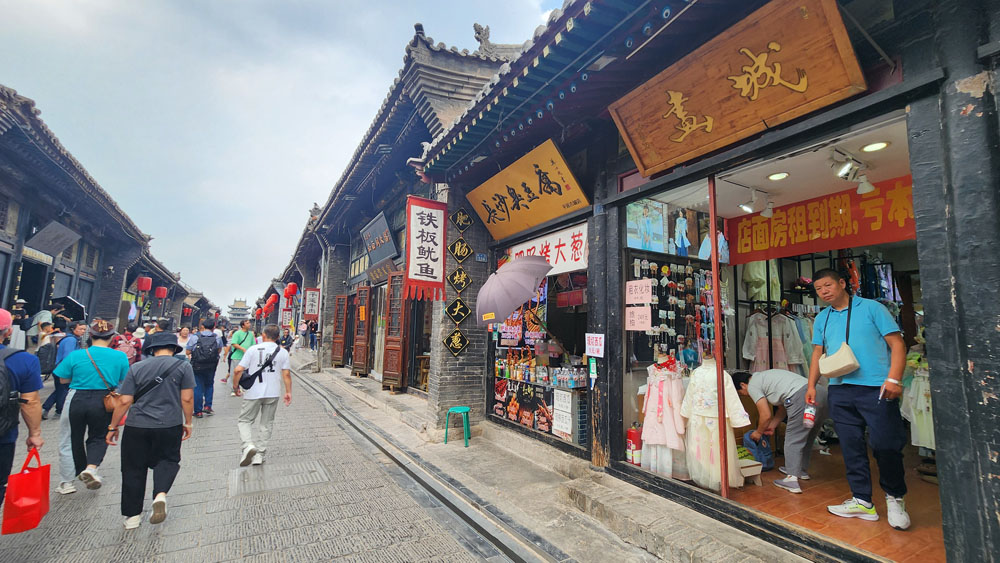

{"left": 330, "top": 294, "right": 348, "bottom": 367}
{"left": 351, "top": 285, "right": 372, "bottom": 376}
{"left": 381, "top": 272, "right": 407, "bottom": 390}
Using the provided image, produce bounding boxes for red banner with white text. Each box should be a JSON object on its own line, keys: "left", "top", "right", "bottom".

{"left": 727, "top": 175, "right": 915, "bottom": 265}
{"left": 403, "top": 196, "right": 448, "bottom": 300}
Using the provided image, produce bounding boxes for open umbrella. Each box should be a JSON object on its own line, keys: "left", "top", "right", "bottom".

{"left": 49, "top": 296, "right": 86, "bottom": 321}
{"left": 476, "top": 255, "right": 552, "bottom": 326}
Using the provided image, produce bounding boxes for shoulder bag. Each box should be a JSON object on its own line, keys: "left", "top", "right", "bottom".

{"left": 85, "top": 349, "right": 122, "bottom": 412}
{"left": 132, "top": 358, "right": 187, "bottom": 404}
{"left": 818, "top": 298, "right": 861, "bottom": 378}
{"left": 239, "top": 344, "right": 281, "bottom": 391}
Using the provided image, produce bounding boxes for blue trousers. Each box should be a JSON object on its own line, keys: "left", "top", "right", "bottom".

{"left": 193, "top": 369, "right": 215, "bottom": 413}
{"left": 42, "top": 377, "right": 69, "bottom": 413}
{"left": 828, "top": 384, "right": 907, "bottom": 502}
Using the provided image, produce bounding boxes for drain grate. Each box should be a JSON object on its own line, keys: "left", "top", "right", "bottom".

{"left": 228, "top": 460, "right": 331, "bottom": 496}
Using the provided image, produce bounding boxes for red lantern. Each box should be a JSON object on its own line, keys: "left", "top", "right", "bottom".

{"left": 136, "top": 276, "right": 152, "bottom": 292}
{"left": 285, "top": 282, "right": 299, "bottom": 297}
{"left": 154, "top": 286, "right": 168, "bottom": 299}
{"left": 254, "top": 308, "right": 263, "bottom": 318}
{"left": 267, "top": 293, "right": 279, "bottom": 305}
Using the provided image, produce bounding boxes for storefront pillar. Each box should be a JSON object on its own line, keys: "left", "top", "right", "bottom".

{"left": 92, "top": 243, "right": 142, "bottom": 322}
{"left": 906, "top": 0, "right": 1000, "bottom": 558}
{"left": 587, "top": 173, "right": 613, "bottom": 468}
{"left": 319, "top": 242, "right": 349, "bottom": 367}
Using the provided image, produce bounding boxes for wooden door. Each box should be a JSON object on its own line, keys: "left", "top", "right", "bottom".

{"left": 351, "top": 286, "right": 372, "bottom": 376}
{"left": 381, "top": 272, "right": 408, "bottom": 389}
{"left": 330, "top": 295, "right": 348, "bottom": 366}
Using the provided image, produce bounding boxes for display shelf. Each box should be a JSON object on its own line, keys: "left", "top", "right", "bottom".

{"left": 492, "top": 374, "right": 588, "bottom": 393}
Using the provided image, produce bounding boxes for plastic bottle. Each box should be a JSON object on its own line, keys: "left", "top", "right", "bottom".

{"left": 803, "top": 399, "right": 817, "bottom": 429}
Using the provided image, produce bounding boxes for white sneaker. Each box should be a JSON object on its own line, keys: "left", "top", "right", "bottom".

{"left": 886, "top": 495, "right": 911, "bottom": 530}
{"left": 779, "top": 466, "right": 810, "bottom": 480}
{"left": 240, "top": 445, "right": 257, "bottom": 467}
{"left": 55, "top": 481, "right": 77, "bottom": 495}
{"left": 150, "top": 496, "right": 167, "bottom": 524}
{"left": 230, "top": 391, "right": 237, "bottom": 397}
{"left": 828, "top": 497, "right": 879, "bottom": 521}
{"left": 124, "top": 515, "right": 142, "bottom": 530}
{"left": 78, "top": 468, "right": 103, "bottom": 489}
{"left": 251, "top": 453, "right": 263, "bottom": 466}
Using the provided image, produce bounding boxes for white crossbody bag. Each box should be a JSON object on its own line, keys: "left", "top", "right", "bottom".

{"left": 818, "top": 297, "right": 861, "bottom": 378}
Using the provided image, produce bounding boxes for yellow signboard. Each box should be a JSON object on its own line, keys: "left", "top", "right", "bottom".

{"left": 609, "top": 0, "right": 866, "bottom": 177}
{"left": 467, "top": 139, "right": 589, "bottom": 240}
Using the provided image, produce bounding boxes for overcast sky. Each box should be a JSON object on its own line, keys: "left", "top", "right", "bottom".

{"left": 1, "top": 0, "right": 560, "bottom": 311}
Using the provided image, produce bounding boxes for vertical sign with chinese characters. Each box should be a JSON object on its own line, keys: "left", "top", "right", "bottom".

{"left": 726, "top": 175, "right": 915, "bottom": 264}
{"left": 467, "top": 139, "right": 589, "bottom": 240}
{"left": 507, "top": 223, "right": 588, "bottom": 276}
{"left": 303, "top": 288, "right": 320, "bottom": 321}
{"left": 403, "top": 196, "right": 447, "bottom": 300}
{"left": 608, "top": 0, "right": 865, "bottom": 177}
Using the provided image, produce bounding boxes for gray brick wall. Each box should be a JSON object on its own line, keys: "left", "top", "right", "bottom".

{"left": 92, "top": 242, "right": 143, "bottom": 322}
{"left": 427, "top": 185, "right": 491, "bottom": 429}
{"left": 318, "top": 243, "right": 349, "bottom": 368}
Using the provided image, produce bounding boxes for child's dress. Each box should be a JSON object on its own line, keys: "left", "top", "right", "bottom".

{"left": 680, "top": 359, "right": 751, "bottom": 491}
{"left": 640, "top": 359, "right": 690, "bottom": 480}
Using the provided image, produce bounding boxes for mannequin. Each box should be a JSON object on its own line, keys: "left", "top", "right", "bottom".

{"left": 674, "top": 210, "right": 691, "bottom": 257}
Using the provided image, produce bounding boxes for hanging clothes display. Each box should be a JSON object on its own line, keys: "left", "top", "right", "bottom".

{"left": 901, "top": 345, "right": 935, "bottom": 450}
{"left": 674, "top": 211, "right": 691, "bottom": 257}
{"left": 640, "top": 357, "right": 690, "bottom": 480}
{"left": 680, "top": 358, "right": 750, "bottom": 491}
{"left": 741, "top": 260, "right": 780, "bottom": 302}
{"left": 740, "top": 311, "right": 806, "bottom": 374}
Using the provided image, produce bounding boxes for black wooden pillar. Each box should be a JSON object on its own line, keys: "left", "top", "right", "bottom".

{"left": 906, "top": 0, "right": 1000, "bottom": 559}
{"left": 588, "top": 171, "right": 610, "bottom": 467}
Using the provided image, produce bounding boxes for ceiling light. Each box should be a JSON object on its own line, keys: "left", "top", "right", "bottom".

{"left": 738, "top": 189, "right": 758, "bottom": 214}
{"left": 836, "top": 160, "right": 855, "bottom": 178}
{"left": 862, "top": 141, "right": 889, "bottom": 153}
{"left": 830, "top": 149, "right": 866, "bottom": 181}
{"left": 739, "top": 201, "right": 754, "bottom": 213}
{"left": 856, "top": 175, "right": 876, "bottom": 195}
{"left": 760, "top": 199, "right": 775, "bottom": 218}
{"left": 767, "top": 172, "right": 789, "bottom": 181}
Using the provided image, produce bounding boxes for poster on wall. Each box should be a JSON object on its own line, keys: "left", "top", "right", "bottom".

{"left": 626, "top": 200, "right": 666, "bottom": 252}
{"left": 492, "top": 379, "right": 555, "bottom": 434}
{"left": 403, "top": 196, "right": 447, "bottom": 300}
{"left": 303, "top": 287, "right": 320, "bottom": 321}
{"left": 727, "top": 175, "right": 916, "bottom": 264}
{"left": 281, "top": 308, "right": 292, "bottom": 326}
{"left": 508, "top": 223, "right": 589, "bottom": 276}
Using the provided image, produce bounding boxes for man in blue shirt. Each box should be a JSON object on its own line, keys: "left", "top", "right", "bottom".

{"left": 807, "top": 268, "right": 909, "bottom": 530}
{"left": 186, "top": 319, "right": 224, "bottom": 418}
{"left": 0, "top": 308, "right": 45, "bottom": 503}
{"left": 41, "top": 321, "right": 85, "bottom": 420}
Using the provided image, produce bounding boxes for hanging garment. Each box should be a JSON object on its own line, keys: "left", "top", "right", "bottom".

{"left": 641, "top": 363, "right": 686, "bottom": 449}
{"left": 680, "top": 359, "right": 750, "bottom": 491}
{"left": 675, "top": 215, "right": 691, "bottom": 256}
{"left": 901, "top": 349, "right": 935, "bottom": 449}
{"left": 741, "top": 260, "right": 780, "bottom": 302}
{"left": 741, "top": 313, "right": 805, "bottom": 373}
{"left": 696, "top": 233, "right": 730, "bottom": 263}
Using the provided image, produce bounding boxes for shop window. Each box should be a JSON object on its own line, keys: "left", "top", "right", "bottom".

{"left": 52, "top": 271, "right": 72, "bottom": 299}
{"left": 62, "top": 242, "right": 77, "bottom": 261}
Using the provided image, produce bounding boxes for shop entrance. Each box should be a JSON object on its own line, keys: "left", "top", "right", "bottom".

{"left": 620, "top": 116, "right": 944, "bottom": 561}
{"left": 18, "top": 259, "right": 49, "bottom": 316}
{"left": 406, "top": 297, "right": 432, "bottom": 393}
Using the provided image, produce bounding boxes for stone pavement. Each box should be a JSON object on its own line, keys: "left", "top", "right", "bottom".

{"left": 1, "top": 364, "right": 510, "bottom": 562}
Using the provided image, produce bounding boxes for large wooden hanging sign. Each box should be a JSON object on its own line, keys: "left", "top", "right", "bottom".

{"left": 403, "top": 196, "right": 447, "bottom": 300}
{"left": 609, "top": 0, "right": 866, "bottom": 177}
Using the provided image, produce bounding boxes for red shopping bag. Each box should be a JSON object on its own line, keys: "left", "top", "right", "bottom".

{"left": 2, "top": 447, "right": 50, "bottom": 534}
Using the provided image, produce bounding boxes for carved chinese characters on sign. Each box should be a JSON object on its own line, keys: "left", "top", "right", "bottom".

{"left": 507, "top": 223, "right": 588, "bottom": 276}
{"left": 447, "top": 267, "right": 472, "bottom": 293}
{"left": 443, "top": 327, "right": 470, "bottom": 356}
{"left": 728, "top": 176, "right": 915, "bottom": 265}
{"left": 404, "top": 197, "right": 447, "bottom": 300}
{"left": 445, "top": 298, "right": 471, "bottom": 325}
{"left": 360, "top": 212, "right": 399, "bottom": 265}
{"left": 448, "top": 237, "right": 474, "bottom": 264}
{"left": 467, "top": 139, "right": 589, "bottom": 240}
{"left": 608, "top": 0, "right": 866, "bottom": 177}
{"left": 450, "top": 207, "right": 475, "bottom": 233}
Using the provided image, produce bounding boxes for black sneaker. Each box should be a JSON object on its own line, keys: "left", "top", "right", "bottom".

{"left": 42, "top": 410, "right": 50, "bottom": 420}
{"left": 194, "top": 412, "right": 204, "bottom": 419}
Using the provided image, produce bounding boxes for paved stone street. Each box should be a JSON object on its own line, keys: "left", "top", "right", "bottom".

{"left": 1, "top": 366, "right": 508, "bottom": 562}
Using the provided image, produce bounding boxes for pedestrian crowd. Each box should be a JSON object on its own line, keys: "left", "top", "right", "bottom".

{"left": 1, "top": 305, "right": 294, "bottom": 531}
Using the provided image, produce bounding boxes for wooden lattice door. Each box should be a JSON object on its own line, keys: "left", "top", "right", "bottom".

{"left": 330, "top": 295, "right": 348, "bottom": 366}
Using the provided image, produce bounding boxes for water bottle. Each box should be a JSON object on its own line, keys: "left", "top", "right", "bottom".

{"left": 803, "top": 400, "right": 817, "bottom": 429}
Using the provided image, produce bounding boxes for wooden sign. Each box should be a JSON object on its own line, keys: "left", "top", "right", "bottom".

{"left": 609, "top": 0, "right": 865, "bottom": 177}
{"left": 450, "top": 207, "right": 475, "bottom": 233}
{"left": 448, "top": 237, "right": 474, "bottom": 263}
{"left": 467, "top": 139, "right": 589, "bottom": 240}
{"left": 445, "top": 297, "right": 472, "bottom": 325}
{"left": 727, "top": 175, "right": 915, "bottom": 264}
{"left": 443, "top": 327, "right": 470, "bottom": 356}
{"left": 447, "top": 267, "right": 472, "bottom": 293}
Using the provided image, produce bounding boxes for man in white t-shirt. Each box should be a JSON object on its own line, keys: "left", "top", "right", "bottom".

{"left": 232, "top": 324, "right": 291, "bottom": 467}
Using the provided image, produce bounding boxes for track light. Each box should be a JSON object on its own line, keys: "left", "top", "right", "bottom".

{"left": 739, "top": 189, "right": 758, "bottom": 214}
{"left": 830, "top": 149, "right": 866, "bottom": 182}
{"left": 856, "top": 175, "right": 876, "bottom": 195}
{"left": 761, "top": 199, "right": 775, "bottom": 218}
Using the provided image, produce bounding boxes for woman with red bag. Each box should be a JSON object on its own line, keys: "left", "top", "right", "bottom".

{"left": 0, "top": 308, "right": 44, "bottom": 503}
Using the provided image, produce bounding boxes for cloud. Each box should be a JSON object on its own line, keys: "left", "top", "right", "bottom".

{"left": 0, "top": 1, "right": 562, "bottom": 311}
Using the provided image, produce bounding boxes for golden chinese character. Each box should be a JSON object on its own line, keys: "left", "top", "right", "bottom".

{"left": 751, "top": 216, "right": 770, "bottom": 251}
{"left": 662, "top": 90, "right": 714, "bottom": 142}
{"left": 736, "top": 217, "right": 753, "bottom": 254}
{"left": 886, "top": 182, "right": 914, "bottom": 228}
{"left": 450, "top": 334, "right": 463, "bottom": 348}
{"left": 787, "top": 205, "right": 808, "bottom": 244}
{"left": 728, "top": 42, "right": 808, "bottom": 101}
{"left": 860, "top": 188, "right": 885, "bottom": 231}
{"left": 826, "top": 194, "right": 853, "bottom": 237}
{"left": 770, "top": 208, "right": 788, "bottom": 247}
{"left": 807, "top": 200, "right": 829, "bottom": 240}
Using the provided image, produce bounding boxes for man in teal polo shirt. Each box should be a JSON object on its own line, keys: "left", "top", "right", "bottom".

{"left": 807, "top": 269, "right": 909, "bottom": 530}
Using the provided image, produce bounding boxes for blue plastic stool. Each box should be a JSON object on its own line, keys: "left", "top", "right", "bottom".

{"left": 444, "top": 406, "right": 471, "bottom": 447}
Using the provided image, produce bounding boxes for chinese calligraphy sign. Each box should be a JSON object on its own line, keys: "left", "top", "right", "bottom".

{"left": 467, "top": 139, "right": 589, "bottom": 240}
{"left": 366, "top": 257, "right": 398, "bottom": 286}
{"left": 404, "top": 196, "right": 447, "bottom": 300}
{"left": 448, "top": 237, "right": 474, "bottom": 264}
{"left": 447, "top": 267, "right": 472, "bottom": 293}
{"left": 507, "top": 223, "right": 588, "bottom": 276}
{"left": 303, "top": 287, "right": 320, "bottom": 321}
{"left": 360, "top": 212, "right": 399, "bottom": 265}
{"left": 450, "top": 207, "right": 475, "bottom": 233}
{"left": 608, "top": 0, "right": 865, "bottom": 177}
{"left": 445, "top": 297, "right": 471, "bottom": 325}
{"left": 443, "top": 327, "right": 470, "bottom": 356}
{"left": 727, "top": 175, "right": 915, "bottom": 265}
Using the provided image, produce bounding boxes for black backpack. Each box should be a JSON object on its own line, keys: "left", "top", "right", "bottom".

{"left": 190, "top": 333, "right": 221, "bottom": 370}
{"left": 0, "top": 348, "right": 25, "bottom": 436}
{"left": 36, "top": 342, "right": 57, "bottom": 375}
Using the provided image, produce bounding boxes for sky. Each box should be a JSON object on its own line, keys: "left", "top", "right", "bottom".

{"left": 1, "top": 0, "right": 561, "bottom": 310}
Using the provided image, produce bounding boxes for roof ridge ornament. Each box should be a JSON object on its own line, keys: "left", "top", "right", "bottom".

{"left": 474, "top": 23, "right": 497, "bottom": 58}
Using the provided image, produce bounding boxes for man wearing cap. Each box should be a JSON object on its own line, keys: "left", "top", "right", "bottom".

{"left": 26, "top": 303, "right": 68, "bottom": 347}
{"left": 107, "top": 331, "right": 195, "bottom": 529}
{"left": 0, "top": 308, "right": 44, "bottom": 503}
{"left": 53, "top": 320, "right": 129, "bottom": 490}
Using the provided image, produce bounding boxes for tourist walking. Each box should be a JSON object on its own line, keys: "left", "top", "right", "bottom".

{"left": 279, "top": 329, "right": 294, "bottom": 352}
{"left": 0, "top": 308, "right": 44, "bottom": 503}
{"left": 176, "top": 326, "right": 192, "bottom": 356}
{"left": 186, "top": 319, "right": 223, "bottom": 418}
{"left": 307, "top": 320, "right": 318, "bottom": 350}
{"left": 227, "top": 320, "right": 255, "bottom": 394}
{"left": 52, "top": 319, "right": 129, "bottom": 490}
{"left": 106, "top": 331, "right": 194, "bottom": 529}
{"left": 232, "top": 324, "right": 291, "bottom": 467}
{"left": 807, "top": 268, "right": 910, "bottom": 529}
{"left": 42, "top": 321, "right": 86, "bottom": 420}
